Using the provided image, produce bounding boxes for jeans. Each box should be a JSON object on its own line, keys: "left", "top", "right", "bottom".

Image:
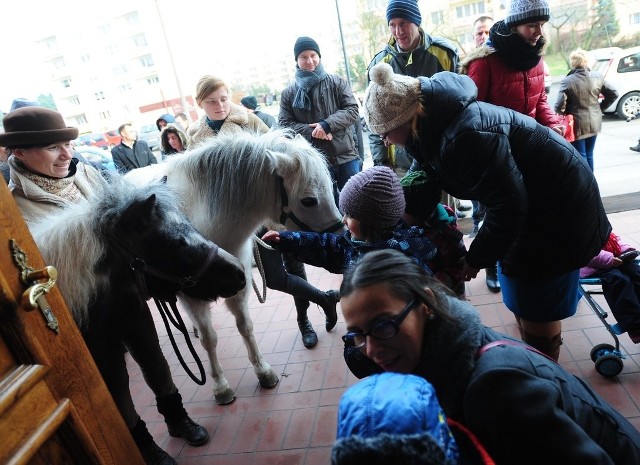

{"left": 571, "top": 135, "right": 597, "bottom": 171}
{"left": 330, "top": 159, "right": 361, "bottom": 207}
{"left": 471, "top": 200, "right": 486, "bottom": 228}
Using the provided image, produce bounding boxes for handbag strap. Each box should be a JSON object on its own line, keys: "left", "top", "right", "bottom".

{"left": 476, "top": 340, "right": 558, "bottom": 364}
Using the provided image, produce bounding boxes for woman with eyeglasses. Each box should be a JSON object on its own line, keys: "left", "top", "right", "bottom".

{"left": 340, "top": 249, "right": 640, "bottom": 465}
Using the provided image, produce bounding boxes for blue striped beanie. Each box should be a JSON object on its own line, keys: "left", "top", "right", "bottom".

{"left": 386, "top": 0, "right": 422, "bottom": 26}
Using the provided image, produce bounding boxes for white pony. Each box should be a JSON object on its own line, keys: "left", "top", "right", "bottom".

{"left": 125, "top": 129, "right": 344, "bottom": 404}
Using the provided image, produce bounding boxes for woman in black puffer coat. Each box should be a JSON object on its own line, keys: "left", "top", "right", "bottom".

{"left": 361, "top": 62, "right": 610, "bottom": 362}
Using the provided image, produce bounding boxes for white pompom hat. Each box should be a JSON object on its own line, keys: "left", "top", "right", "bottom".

{"left": 364, "top": 62, "right": 422, "bottom": 136}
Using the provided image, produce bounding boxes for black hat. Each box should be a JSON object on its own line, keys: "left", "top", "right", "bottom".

{"left": 294, "top": 36, "right": 321, "bottom": 60}
{"left": 241, "top": 96, "right": 258, "bottom": 110}
{"left": 0, "top": 107, "right": 78, "bottom": 147}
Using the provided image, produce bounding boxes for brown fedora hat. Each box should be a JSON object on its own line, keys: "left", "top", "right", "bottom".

{"left": 0, "top": 107, "right": 78, "bottom": 147}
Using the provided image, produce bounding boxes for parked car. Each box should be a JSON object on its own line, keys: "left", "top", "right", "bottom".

{"left": 104, "top": 130, "right": 121, "bottom": 148}
{"left": 136, "top": 124, "right": 160, "bottom": 151}
{"left": 589, "top": 46, "right": 640, "bottom": 120}
{"left": 75, "top": 132, "right": 110, "bottom": 150}
{"left": 74, "top": 145, "right": 116, "bottom": 173}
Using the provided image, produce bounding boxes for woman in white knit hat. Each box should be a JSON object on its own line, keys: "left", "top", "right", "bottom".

{"left": 361, "top": 61, "right": 610, "bottom": 362}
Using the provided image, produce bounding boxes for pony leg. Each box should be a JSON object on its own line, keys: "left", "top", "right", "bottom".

{"left": 180, "top": 295, "right": 235, "bottom": 405}
{"left": 225, "top": 288, "right": 279, "bottom": 389}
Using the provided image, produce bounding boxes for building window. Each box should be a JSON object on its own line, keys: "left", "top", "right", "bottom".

{"left": 632, "top": 12, "right": 640, "bottom": 25}
{"left": 80, "top": 53, "right": 91, "bottom": 63}
{"left": 139, "top": 55, "right": 154, "bottom": 67}
{"left": 119, "top": 83, "right": 133, "bottom": 92}
{"left": 95, "top": 91, "right": 106, "bottom": 100}
{"left": 98, "top": 24, "right": 110, "bottom": 34}
{"left": 125, "top": 12, "right": 140, "bottom": 25}
{"left": 68, "top": 96, "right": 81, "bottom": 105}
{"left": 99, "top": 111, "right": 111, "bottom": 120}
{"left": 133, "top": 34, "right": 147, "bottom": 47}
{"left": 431, "top": 11, "right": 444, "bottom": 26}
{"left": 53, "top": 57, "right": 66, "bottom": 69}
{"left": 146, "top": 75, "right": 160, "bottom": 85}
{"left": 61, "top": 78, "right": 72, "bottom": 88}
{"left": 456, "top": 1, "right": 485, "bottom": 18}
{"left": 113, "top": 64, "right": 128, "bottom": 75}
{"left": 74, "top": 114, "right": 88, "bottom": 125}
{"left": 42, "top": 36, "right": 57, "bottom": 50}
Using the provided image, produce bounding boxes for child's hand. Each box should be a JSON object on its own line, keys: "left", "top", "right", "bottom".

{"left": 612, "top": 257, "right": 623, "bottom": 267}
{"left": 261, "top": 230, "right": 281, "bottom": 244}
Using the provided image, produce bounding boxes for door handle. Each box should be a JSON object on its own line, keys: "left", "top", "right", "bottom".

{"left": 10, "top": 239, "right": 60, "bottom": 333}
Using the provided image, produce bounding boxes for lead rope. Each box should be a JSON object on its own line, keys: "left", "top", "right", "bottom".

{"left": 251, "top": 236, "right": 276, "bottom": 304}
{"left": 154, "top": 297, "right": 207, "bottom": 385}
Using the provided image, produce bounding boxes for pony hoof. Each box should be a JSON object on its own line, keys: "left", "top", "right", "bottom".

{"left": 214, "top": 388, "right": 236, "bottom": 405}
{"left": 258, "top": 370, "right": 279, "bottom": 389}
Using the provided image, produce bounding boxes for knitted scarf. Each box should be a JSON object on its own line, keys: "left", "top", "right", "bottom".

{"left": 293, "top": 63, "right": 328, "bottom": 111}
{"left": 9, "top": 156, "right": 86, "bottom": 204}
{"left": 488, "top": 20, "right": 545, "bottom": 71}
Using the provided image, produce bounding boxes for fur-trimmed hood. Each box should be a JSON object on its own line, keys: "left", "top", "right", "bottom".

{"left": 458, "top": 45, "right": 495, "bottom": 75}
{"left": 160, "top": 123, "right": 189, "bottom": 154}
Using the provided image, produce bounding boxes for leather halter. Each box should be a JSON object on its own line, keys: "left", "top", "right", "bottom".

{"left": 277, "top": 176, "right": 343, "bottom": 234}
{"left": 110, "top": 240, "right": 219, "bottom": 301}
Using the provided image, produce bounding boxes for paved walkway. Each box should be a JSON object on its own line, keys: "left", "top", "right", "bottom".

{"left": 128, "top": 208, "right": 640, "bottom": 465}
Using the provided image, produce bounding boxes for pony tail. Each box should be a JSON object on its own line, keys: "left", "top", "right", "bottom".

{"left": 604, "top": 232, "right": 623, "bottom": 256}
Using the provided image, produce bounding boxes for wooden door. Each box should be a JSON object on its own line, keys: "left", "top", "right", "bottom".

{"left": 0, "top": 177, "right": 144, "bottom": 465}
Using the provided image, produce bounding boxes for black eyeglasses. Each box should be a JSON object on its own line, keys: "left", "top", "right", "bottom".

{"left": 342, "top": 299, "right": 419, "bottom": 349}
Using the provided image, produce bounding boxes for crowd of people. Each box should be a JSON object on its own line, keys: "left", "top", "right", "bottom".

{"left": 2, "top": 0, "right": 640, "bottom": 463}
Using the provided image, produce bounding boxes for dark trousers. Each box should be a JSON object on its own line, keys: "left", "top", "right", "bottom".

{"left": 257, "top": 243, "right": 327, "bottom": 320}
{"left": 597, "top": 262, "right": 640, "bottom": 331}
{"left": 471, "top": 200, "right": 486, "bottom": 228}
{"left": 83, "top": 299, "right": 176, "bottom": 428}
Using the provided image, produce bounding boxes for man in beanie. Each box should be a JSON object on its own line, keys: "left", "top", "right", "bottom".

{"left": 241, "top": 95, "right": 276, "bottom": 128}
{"left": 261, "top": 165, "right": 438, "bottom": 277}
{"left": 279, "top": 36, "right": 360, "bottom": 206}
{"left": 362, "top": 60, "right": 611, "bottom": 362}
{"left": 367, "top": 0, "right": 458, "bottom": 177}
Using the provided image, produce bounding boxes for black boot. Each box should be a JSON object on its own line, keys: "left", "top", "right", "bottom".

{"left": 130, "top": 417, "right": 177, "bottom": 465}
{"left": 631, "top": 141, "right": 640, "bottom": 153}
{"left": 298, "top": 318, "right": 318, "bottom": 348}
{"left": 485, "top": 264, "right": 501, "bottom": 293}
{"left": 322, "top": 290, "right": 340, "bottom": 332}
{"left": 156, "top": 391, "right": 210, "bottom": 446}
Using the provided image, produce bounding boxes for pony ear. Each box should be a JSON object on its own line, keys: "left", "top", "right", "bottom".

{"left": 265, "top": 149, "right": 294, "bottom": 176}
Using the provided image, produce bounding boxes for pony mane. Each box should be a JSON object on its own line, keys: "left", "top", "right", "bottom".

{"left": 171, "top": 128, "right": 331, "bottom": 227}
{"left": 30, "top": 174, "right": 180, "bottom": 328}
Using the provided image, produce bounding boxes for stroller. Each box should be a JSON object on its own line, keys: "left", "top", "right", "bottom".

{"left": 579, "top": 251, "right": 640, "bottom": 377}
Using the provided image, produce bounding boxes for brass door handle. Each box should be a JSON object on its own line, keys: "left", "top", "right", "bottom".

{"left": 10, "top": 240, "right": 60, "bottom": 333}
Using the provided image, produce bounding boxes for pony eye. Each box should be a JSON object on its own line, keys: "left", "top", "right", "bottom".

{"left": 300, "top": 197, "right": 318, "bottom": 207}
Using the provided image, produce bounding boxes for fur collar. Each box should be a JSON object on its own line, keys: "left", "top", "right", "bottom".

{"left": 458, "top": 45, "right": 495, "bottom": 75}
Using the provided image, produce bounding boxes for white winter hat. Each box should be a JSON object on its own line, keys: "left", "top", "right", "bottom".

{"left": 505, "top": 0, "right": 550, "bottom": 27}
{"left": 364, "top": 62, "right": 422, "bottom": 136}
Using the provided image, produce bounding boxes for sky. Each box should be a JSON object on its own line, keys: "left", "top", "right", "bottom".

{"left": 0, "top": 0, "right": 362, "bottom": 112}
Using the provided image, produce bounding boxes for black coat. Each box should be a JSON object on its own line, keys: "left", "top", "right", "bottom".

{"left": 111, "top": 140, "right": 157, "bottom": 173}
{"left": 406, "top": 72, "right": 610, "bottom": 277}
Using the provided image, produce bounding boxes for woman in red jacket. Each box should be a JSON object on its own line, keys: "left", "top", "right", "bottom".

{"left": 459, "top": 0, "right": 563, "bottom": 135}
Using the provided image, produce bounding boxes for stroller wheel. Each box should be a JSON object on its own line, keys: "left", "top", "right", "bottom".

{"left": 594, "top": 353, "right": 624, "bottom": 377}
{"left": 590, "top": 343, "right": 616, "bottom": 362}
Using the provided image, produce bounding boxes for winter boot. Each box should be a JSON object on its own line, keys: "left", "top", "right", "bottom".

{"left": 130, "top": 417, "right": 177, "bottom": 465}
{"left": 156, "top": 391, "right": 210, "bottom": 446}
{"left": 322, "top": 290, "right": 340, "bottom": 332}
{"left": 298, "top": 318, "right": 318, "bottom": 348}
{"left": 631, "top": 141, "right": 640, "bottom": 153}
{"left": 485, "top": 265, "right": 501, "bottom": 293}
{"left": 521, "top": 331, "right": 563, "bottom": 362}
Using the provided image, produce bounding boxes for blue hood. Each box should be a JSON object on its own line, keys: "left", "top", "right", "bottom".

{"left": 156, "top": 113, "right": 176, "bottom": 130}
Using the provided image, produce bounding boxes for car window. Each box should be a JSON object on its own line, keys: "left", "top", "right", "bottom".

{"left": 592, "top": 59, "right": 610, "bottom": 74}
{"left": 617, "top": 53, "right": 640, "bottom": 73}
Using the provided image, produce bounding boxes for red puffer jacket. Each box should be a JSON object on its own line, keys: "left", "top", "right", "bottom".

{"left": 461, "top": 47, "right": 561, "bottom": 130}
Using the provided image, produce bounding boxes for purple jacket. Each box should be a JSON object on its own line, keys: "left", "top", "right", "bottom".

{"left": 580, "top": 242, "right": 634, "bottom": 278}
